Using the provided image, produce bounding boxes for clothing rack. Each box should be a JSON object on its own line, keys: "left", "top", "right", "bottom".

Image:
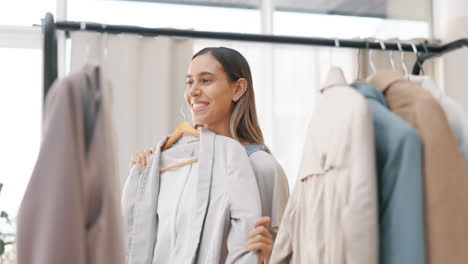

{"left": 42, "top": 12, "right": 468, "bottom": 101}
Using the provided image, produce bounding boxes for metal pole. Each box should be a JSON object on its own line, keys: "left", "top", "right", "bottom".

{"left": 43, "top": 12, "right": 58, "bottom": 103}
{"left": 412, "top": 38, "right": 468, "bottom": 74}
{"left": 54, "top": 20, "right": 443, "bottom": 53}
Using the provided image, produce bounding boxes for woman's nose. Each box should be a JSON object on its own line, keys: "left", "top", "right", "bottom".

{"left": 187, "top": 83, "right": 201, "bottom": 98}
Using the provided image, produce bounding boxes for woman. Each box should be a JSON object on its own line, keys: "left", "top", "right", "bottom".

{"left": 130, "top": 47, "right": 289, "bottom": 263}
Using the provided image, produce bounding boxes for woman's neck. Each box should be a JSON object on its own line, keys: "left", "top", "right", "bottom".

{"left": 205, "top": 121, "right": 232, "bottom": 139}
{"left": 203, "top": 120, "right": 252, "bottom": 147}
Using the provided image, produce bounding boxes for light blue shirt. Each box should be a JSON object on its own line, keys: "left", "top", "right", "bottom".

{"left": 351, "top": 82, "right": 426, "bottom": 264}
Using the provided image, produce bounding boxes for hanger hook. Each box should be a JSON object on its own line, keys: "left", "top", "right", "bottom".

{"left": 379, "top": 40, "right": 396, "bottom": 71}
{"left": 369, "top": 40, "right": 376, "bottom": 74}
{"left": 411, "top": 43, "right": 424, "bottom": 75}
{"left": 357, "top": 47, "right": 362, "bottom": 80}
{"left": 419, "top": 43, "right": 428, "bottom": 75}
{"left": 388, "top": 43, "right": 396, "bottom": 72}
{"left": 397, "top": 42, "right": 408, "bottom": 77}
{"left": 379, "top": 40, "right": 386, "bottom": 51}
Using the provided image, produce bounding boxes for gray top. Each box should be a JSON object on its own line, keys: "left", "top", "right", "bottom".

{"left": 248, "top": 149, "right": 289, "bottom": 232}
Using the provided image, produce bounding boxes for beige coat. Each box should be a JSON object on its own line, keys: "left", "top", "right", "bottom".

{"left": 270, "top": 67, "right": 378, "bottom": 264}
{"left": 16, "top": 65, "right": 125, "bottom": 264}
{"left": 368, "top": 71, "right": 468, "bottom": 264}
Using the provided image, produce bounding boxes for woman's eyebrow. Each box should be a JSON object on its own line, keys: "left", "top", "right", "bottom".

{"left": 186, "top": 72, "right": 215, "bottom": 78}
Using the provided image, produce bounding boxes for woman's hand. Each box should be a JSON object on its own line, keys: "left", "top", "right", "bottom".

{"left": 246, "top": 216, "right": 273, "bottom": 264}
{"left": 129, "top": 147, "right": 156, "bottom": 172}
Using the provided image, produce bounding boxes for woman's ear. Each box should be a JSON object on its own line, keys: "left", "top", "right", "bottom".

{"left": 232, "top": 78, "right": 247, "bottom": 102}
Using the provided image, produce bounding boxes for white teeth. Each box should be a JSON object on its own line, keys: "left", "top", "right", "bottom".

{"left": 192, "top": 103, "right": 208, "bottom": 109}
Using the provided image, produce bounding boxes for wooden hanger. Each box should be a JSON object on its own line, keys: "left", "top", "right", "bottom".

{"left": 160, "top": 121, "right": 200, "bottom": 173}
{"left": 161, "top": 121, "right": 200, "bottom": 151}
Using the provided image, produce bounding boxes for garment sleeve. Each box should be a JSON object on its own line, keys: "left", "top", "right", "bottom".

{"left": 341, "top": 98, "right": 379, "bottom": 264}
{"left": 249, "top": 152, "right": 290, "bottom": 233}
{"left": 386, "top": 128, "right": 426, "bottom": 264}
{"left": 225, "top": 143, "right": 262, "bottom": 264}
{"left": 16, "top": 78, "right": 88, "bottom": 264}
{"left": 121, "top": 165, "right": 142, "bottom": 253}
{"left": 269, "top": 162, "right": 289, "bottom": 233}
{"left": 269, "top": 185, "right": 297, "bottom": 264}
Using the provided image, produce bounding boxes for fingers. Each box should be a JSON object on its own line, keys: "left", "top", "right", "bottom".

{"left": 249, "top": 225, "right": 272, "bottom": 240}
{"left": 129, "top": 149, "right": 154, "bottom": 173}
{"left": 246, "top": 234, "right": 272, "bottom": 249}
{"left": 254, "top": 216, "right": 271, "bottom": 229}
{"left": 246, "top": 232, "right": 273, "bottom": 264}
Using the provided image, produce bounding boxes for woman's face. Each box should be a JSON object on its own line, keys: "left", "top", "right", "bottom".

{"left": 185, "top": 53, "right": 237, "bottom": 128}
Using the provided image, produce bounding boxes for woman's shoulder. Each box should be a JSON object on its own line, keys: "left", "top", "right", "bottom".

{"left": 248, "top": 150, "right": 286, "bottom": 179}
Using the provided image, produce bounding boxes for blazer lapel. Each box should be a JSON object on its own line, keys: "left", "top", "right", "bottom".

{"left": 188, "top": 128, "right": 215, "bottom": 263}
{"left": 128, "top": 137, "right": 167, "bottom": 264}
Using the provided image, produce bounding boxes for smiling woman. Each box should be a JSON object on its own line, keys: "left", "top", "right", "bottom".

{"left": 129, "top": 47, "right": 290, "bottom": 263}
{"left": 186, "top": 47, "right": 264, "bottom": 146}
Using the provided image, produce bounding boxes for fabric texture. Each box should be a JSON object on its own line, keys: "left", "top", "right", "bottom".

{"left": 409, "top": 74, "right": 468, "bottom": 168}
{"left": 270, "top": 67, "right": 378, "bottom": 264}
{"left": 16, "top": 65, "right": 125, "bottom": 264}
{"left": 122, "top": 129, "right": 262, "bottom": 264}
{"left": 351, "top": 82, "right": 426, "bottom": 264}
{"left": 368, "top": 71, "right": 468, "bottom": 264}
{"left": 247, "top": 149, "right": 290, "bottom": 233}
{"left": 152, "top": 136, "right": 200, "bottom": 263}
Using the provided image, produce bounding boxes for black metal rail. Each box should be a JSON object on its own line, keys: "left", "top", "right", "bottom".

{"left": 42, "top": 12, "right": 468, "bottom": 100}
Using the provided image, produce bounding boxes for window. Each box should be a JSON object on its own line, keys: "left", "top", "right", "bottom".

{"left": 68, "top": 0, "right": 261, "bottom": 33}
{"left": 0, "top": 0, "right": 55, "bottom": 26}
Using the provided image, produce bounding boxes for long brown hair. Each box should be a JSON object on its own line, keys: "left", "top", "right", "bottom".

{"left": 192, "top": 47, "right": 265, "bottom": 146}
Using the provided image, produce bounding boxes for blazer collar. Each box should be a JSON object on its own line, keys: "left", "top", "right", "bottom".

{"left": 321, "top": 66, "right": 347, "bottom": 93}
{"left": 366, "top": 71, "right": 405, "bottom": 93}
{"left": 187, "top": 127, "right": 215, "bottom": 263}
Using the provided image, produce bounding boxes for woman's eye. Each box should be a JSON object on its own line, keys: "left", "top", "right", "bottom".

{"left": 202, "top": 79, "right": 211, "bottom": 84}
{"left": 186, "top": 80, "right": 193, "bottom": 85}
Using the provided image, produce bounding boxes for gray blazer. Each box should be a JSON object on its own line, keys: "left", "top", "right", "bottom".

{"left": 122, "top": 128, "right": 262, "bottom": 264}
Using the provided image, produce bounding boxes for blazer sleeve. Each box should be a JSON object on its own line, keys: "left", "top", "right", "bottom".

{"left": 341, "top": 97, "right": 379, "bottom": 264}
{"left": 121, "top": 164, "right": 142, "bottom": 253}
{"left": 224, "top": 142, "right": 262, "bottom": 264}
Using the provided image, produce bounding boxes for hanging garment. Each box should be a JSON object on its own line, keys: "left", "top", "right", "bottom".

{"left": 270, "top": 67, "right": 378, "bottom": 264}
{"left": 122, "top": 128, "right": 262, "bottom": 264}
{"left": 246, "top": 144, "right": 290, "bottom": 233}
{"left": 152, "top": 135, "right": 200, "bottom": 264}
{"left": 351, "top": 82, "right": 426, "bottom": 264}
{"left": 368, "top": 71, "right": 468, "bottom": 264}
{"left": 409, "top": 75, "right": 468, "bottom": 168}
{"left": 16, "top": 65, "right": 125, "bottom": 264}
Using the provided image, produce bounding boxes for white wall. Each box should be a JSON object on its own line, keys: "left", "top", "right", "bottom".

{"left": 387, "top": 0, "right": 430, "bottom": 21}
{"left": 433, "top": 0, "right": 468, "bottom": 111}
